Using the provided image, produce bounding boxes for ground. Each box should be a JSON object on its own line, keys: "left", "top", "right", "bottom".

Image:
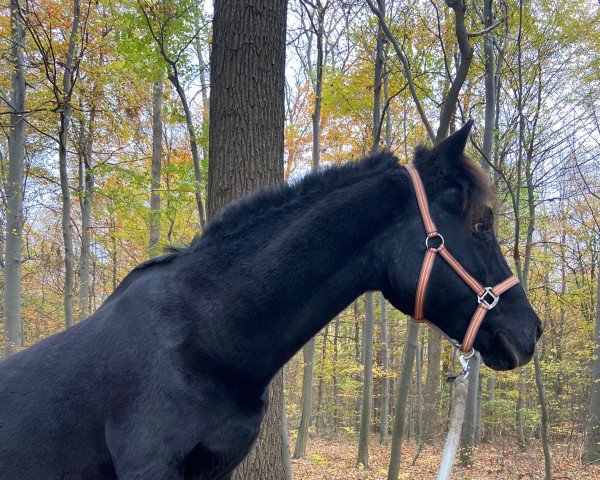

{"left": 290, "top": 436, "right": 600, "bottom": 479}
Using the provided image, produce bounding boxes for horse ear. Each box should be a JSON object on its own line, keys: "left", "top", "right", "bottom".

{"left": 432, "top": 120, "right": 473, "bottom": 162}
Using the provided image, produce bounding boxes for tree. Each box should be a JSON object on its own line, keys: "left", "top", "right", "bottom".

{"left": 149, "top": 79, "right": 163, "bottom": 257}
{"left": 20, "top": 0, "right": 90, "bottom": 328}
{"left": 137, "top": 0, "right": 207, "bottom": 229}
{"left": 207, "top": 1, "right": 290, "bottom": 478}
{"left": 293, "top": 0, "right": 330, "bottom": 459}
{"left": 3, "top": 0, "right": 26, "bottom": 358}
{"left": 357, "top": 291, "right": 374, "bottom": 468}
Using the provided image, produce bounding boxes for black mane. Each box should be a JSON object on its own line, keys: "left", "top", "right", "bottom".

{"left": 195, "top": 151, "right": 400, "bottom": 245}
{"left": 130, "top": 151, "right": 400, "bottom": 276}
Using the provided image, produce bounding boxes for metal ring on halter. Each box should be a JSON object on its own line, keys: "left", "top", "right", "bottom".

{"left": 456, "top": 348, "right": 474, "bottom": 377}
{"left": 424, "top": 232, "right": 445, "bottom": 251}
{"left": 456, "top": 347, "right": 475, "bottom": 361}
{"left": 477, "top": 287, "right": 499, "bottom": 310}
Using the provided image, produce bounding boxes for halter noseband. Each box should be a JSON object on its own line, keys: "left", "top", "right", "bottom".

{"left": 403, "top": 164, "right": 520, "bottom": 354}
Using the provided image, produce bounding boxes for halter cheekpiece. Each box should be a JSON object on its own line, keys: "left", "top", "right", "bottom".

{"left": 403, "top": 164, "right": 520, "bottom": 355}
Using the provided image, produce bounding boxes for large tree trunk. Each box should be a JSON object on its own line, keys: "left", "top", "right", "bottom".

{"left": 357, "top": 292, "right": 374, "bottom": 468}
{"left": 584, "top": 256, "right": 600, "bottom": 463}
{"left": 208, "top": 2, "right": 289, "bottom": 478}
{"left": 207, "top": 0, "right": 287, "bottom": 222}
{"left": 3, "top": 0, "right": 26, "bottom": 358}
{"left": 149, "top": 79, "right": 163, "bottom": 257}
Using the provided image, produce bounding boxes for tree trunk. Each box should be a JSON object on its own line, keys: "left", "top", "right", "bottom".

{"left": 209, "top": 1, "right": 289, "bottom": 478}
{"left": 387, "top": 319, "right": 419, "bottom": 480}
{"left": 77, "top": 102, "right": 95, "bottom": 321}
{"left": 167, "top": 71, "right": 206, "bottom": 230}
{"left": 293, "top": 338, "right": 315, "bottom": 459}
{"left": 207, "top": 0, "right": 287, "bottom": 224}
{"left": 59, "top": 0, "right": 81, "bottom": 329}
{"left": 293, "top": 0, "right": 324, "bottom": 453}
{"left": 534, "top": 351, "right": 552, "bottom": 478}
{"left": 584, "top": 255, "right": 600, "bottom": 463}
{"left": 475, "top": 372, "right": 483, "bottom": 445}
{"left": 149, "top": 79, "right": 163, "bottom": 257}
{"left": 358, "top": 291, "right": 374, "bottom": 468}
{"left": 332, "top": 316, "right": 340, "bottom": 428}
{"left": 424, "top": 331, "right": 442, "bottom": 440}
{"left": 460, "top": 352, "right": 480, "bottom": 466}
{"left": 482, "top": 377, "right": 495, "bottom": 443}
{"left": 380, "top": 293, "right": 390, "bottom": 445}
{"left": 3, "top": 0, "right": 26, "bottom": 358}
{"left": 482, "top": 0, "right": 495, "bottom": 171}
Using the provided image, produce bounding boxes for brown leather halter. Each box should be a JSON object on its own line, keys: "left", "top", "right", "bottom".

{"left": 404, "top": 164, "right": 520, "bottom": 355}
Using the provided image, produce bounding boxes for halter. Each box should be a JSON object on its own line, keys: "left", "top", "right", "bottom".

{"left": 403, "top": 164, "right": 520, "bottom": 356}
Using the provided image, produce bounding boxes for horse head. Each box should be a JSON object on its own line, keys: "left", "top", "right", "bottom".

{"left": 381, "top": 122, "right": 542, "bottom": 371}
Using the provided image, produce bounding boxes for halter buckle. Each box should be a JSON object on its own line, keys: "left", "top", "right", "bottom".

{"left": 478, "top": 287, "right": 499, "bottom": 309}
{"left": 425, "top": 232, "right": 445, "bottom": 251}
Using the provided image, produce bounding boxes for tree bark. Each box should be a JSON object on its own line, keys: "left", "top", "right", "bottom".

{"left": 207, "top": 0, "right": 287, "bottom": 224}
{"left": 357, "top": 291, "right": 374, "bottom": 468}
{"left": 208, "top": 2, "right": 289, "bottom": 478}
{"left": 3, "top": 0, "right": 26, "bottom": 358}
{"left": 149, "top": 79, "right": 163, "bottom": 257}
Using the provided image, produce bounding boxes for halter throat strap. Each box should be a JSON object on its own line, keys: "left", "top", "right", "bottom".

{"left": 403, "top": 164, "right": 519, "bottom": 354}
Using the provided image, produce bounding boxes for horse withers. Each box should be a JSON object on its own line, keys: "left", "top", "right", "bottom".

{"left": 0, "top": 123, "right": 541, "bottom": 479}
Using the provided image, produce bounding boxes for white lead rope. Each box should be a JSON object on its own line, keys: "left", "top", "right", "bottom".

{"left": 435, "top": 355, "right": 471, "bottom": 480}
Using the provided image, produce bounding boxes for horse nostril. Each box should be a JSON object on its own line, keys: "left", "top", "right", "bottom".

{"left": 536, "top": 322, "right": 543, "bottom": 340}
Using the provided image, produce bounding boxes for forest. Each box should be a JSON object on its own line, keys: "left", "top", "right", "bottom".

{"left": 1, "top": 0, "right": 599, "bottom": 479}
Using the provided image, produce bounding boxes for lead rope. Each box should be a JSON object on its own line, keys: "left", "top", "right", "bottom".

{"left": 434, "top": 352, "right": 473, "bottom": 480}
{"left": 436, "top": 371, "right": 469, "bottom": 480}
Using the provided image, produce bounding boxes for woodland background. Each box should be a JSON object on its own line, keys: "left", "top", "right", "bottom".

{"left": 1, "top": 0, "right": 600, "bottom": 479}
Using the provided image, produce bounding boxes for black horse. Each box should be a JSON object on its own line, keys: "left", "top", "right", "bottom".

{"left": 0, "top": 123, "right": 541, "bottom": 479}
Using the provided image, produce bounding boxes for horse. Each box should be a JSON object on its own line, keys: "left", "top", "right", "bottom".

{"left": 0, "top": 122, "right": 541, "bottom": 479}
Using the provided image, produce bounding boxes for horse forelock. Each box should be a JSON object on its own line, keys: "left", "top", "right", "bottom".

{"left": 413, "top": 146, "right": 494, "bottom": 231}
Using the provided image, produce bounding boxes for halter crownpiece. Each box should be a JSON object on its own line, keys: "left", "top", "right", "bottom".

{"left": 403, "top": 164, "right": 520, "bottom": 354}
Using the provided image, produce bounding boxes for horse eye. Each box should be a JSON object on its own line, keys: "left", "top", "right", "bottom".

{"left": 475, "top": 222, "right": 488, "bottom": 233}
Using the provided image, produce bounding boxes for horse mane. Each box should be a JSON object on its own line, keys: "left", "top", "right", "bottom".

{"left": 413, "top": 145, "right": 494, "bottom": 229}
{"left": 159, "top": 145, "right": 492, "bottom": 262}
{"left": 194, "top": 151, "right": 400, "bottom": 245}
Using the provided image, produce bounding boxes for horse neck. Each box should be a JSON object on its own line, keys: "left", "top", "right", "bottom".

{"left": 195, "top": 165, "right": 409, "bottom": 390}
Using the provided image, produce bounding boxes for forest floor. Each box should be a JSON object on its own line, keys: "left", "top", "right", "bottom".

{"left": 290, "top": 436, "right": 600, "bottom": 479}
